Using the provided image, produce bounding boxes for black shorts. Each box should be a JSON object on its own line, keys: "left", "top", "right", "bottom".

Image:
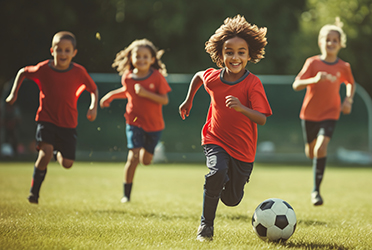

{"left": 126, "top": 124, "right": 162, "bottom": 154}
{"left": 301, "top": 119, "right": 337, "bottom": 143}
{"left": 35, "top": 122, "right": 77, "bottom": 160}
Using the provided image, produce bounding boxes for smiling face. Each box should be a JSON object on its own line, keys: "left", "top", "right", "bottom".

{"left": 319, "top": 30, "right": 342, "bottom": 59}
{"left": 130, "top": 46, "right": 155, "bottom": 76}
{"left": 221, "top": 36, "right": 251, "bottom": 81}
{"left": 50, "top": 39, "right": 77, "bottom": 70}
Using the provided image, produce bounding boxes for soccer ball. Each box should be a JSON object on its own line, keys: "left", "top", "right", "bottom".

{"left": 252, "top": 198, "right": 297, "bottom": 241}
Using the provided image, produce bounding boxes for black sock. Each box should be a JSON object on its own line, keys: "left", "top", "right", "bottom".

{"left": 123, "top": 183, "right": 133, "bottom": 200}
{"left": 30, "top": 167, "right": 47, "bottom": 198}
{"left": 313, "top": 157, "right": 326, "bottom": 192}
{"left": 201, "top": 191, "right": 220, "bottom": 227}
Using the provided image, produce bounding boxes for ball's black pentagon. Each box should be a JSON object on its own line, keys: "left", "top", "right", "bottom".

{"left": 255, "top": 223, "right": 267, "bottom": 237}
{"left": 275, "top": 215, "right": 289, "bottom": 229}
{"left": 283, "top": 201, "right": 294, "bottom": 210}
{"left": 259, "top": 200, "right": 275, "bottom": 210}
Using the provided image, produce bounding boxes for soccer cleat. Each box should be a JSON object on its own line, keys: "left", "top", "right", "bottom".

{"left": 27, "top": 193, "right": 38, "bottom": 204}
{"left": 121, "top": 196, "right": 130, "bottom": 203}
{"left": 196, "top": 224, "right": 214, "bottom": 242}
{"left": 311, "top": 191, "right": 323, "bottom": 206}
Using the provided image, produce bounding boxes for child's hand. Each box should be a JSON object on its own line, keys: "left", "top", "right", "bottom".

{"left": 341, "top": 97, "right": 353, "bottom": 114}
{"left": 100, "top": 96, "right": 111, "bottom": 108}
{"left": 179, "top": 100, "right": 192, "bottom": 120}
{"left": 5, "top": 93, "right": 17, "bottom": 105}
{"left": 315, "top": 71, "right": 337, "bottom": 83}
{"left": 225, "top": 95, "right": 244, "bottom": 112}
{"left": 134, "top": 83, "right": 147, "bottom": 97}
{"left": 86, "top": 108, "right": 97, "bottom": 121}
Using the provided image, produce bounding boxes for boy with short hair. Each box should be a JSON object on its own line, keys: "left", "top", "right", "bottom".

{"left": 6, "top": 31, "right": 98, "bottom": 204}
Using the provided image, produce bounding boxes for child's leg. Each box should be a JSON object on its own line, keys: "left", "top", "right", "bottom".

{"left": 201, "top": 145, "right": 230, "bottom": 227}
{"left": 312, "top": 135, "right": 331, "bottom": 192}
{"left": 139, "top": 130, "right": 162, "bottom": 165}
{"left": 124, "top": 148, "right": 140, "bottom": 183}
{"left": 122, "top": 148, "right": 140, "bottom": 202}
{"left": 220, "top": 160, "right": 253, "bottom": 207}
{"left": 29, "top": 142, "right": 53, "bottom": 203}
{"left": 139, "top": 148, "right": 153, "bottom": 166}
{"left": 196, "top": 145, "right": 230, "bottom": 241}
{"left": 304, "top": 140, "right": 316, "bottom": 159}
{"left": 55, "top": 152, "right": 74, "bottom": 169}
{"left": 52, "top": 124, "right": 77, "bottom": 169}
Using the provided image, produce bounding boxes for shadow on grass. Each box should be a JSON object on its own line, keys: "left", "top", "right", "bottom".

{"left": 282, "top": 241, "right": 349, "bottom": 250}
{"left": 297, "top": 219, "right": 328, "bottom": 227}
{"left": 92, "top": 209, "right": 197, "bottom": 220}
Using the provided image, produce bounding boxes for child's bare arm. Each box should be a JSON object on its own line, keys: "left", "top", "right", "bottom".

{"left": 341, "top": 83, "right": 356, "bottom": 115}
{"left": 179, "top": 71, "right": 204, "bottom": 120}
{"left": 100, "top": 87, "right": 127, "bottom": 108}
{"left": 225, "top": 95, "right": 267, "bottom": 125}
{"left": 87, "top": 89, "right": 98, "bottom": 121}
{"left": 6, "top": 68, "right": 26, "bottom": 105}
{"left": 134, "top": 84, "right": 169, "bottom": 105}
{"left": 292, "top": 71, "right": 329, "bottom": 91}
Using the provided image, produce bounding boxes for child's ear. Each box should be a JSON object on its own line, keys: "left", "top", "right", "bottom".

{"left": 73, "top": 49, "right": 78, "bottom": 57}
{"left": 50, "top": 47, "right": 54, "bottom": 56}
{"left": 151, "top": 56, "right": 156, "bottom": 65}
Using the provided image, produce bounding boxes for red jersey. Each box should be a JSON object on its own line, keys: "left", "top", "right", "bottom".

{"left": 201, "top": 68, "right": 272, "bottom": 162}
{"left": 122, "top": 69, "right": 171, "bottom": 132}
{"left": 296, "top": 55, "right": 354, "bottom": 121}
{"left": 23, "top": 60, "right": 97, "bottom": 128}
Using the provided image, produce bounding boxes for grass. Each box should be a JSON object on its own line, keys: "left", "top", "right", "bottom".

{"left": 0, "top": 161, "right": 371, "bottom": 249}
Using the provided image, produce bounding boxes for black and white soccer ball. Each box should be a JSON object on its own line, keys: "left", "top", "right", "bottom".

{"left": 252, "top": 198, "right": 297, "bottom": 241}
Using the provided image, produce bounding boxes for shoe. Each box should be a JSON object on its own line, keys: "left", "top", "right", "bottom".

{"left": 28, "top": 194, "right": 38, "bottom": 204}
{"left": 311, "top": 191, "right": 323, "bottom": 206}
{"left": 196, "top": 224, "right": 213, "bottom": 242}
{"left": 121, "top": 196, "right": 130, "bottom": 203}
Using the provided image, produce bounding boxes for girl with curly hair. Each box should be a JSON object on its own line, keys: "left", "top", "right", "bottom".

{"left": 179, "top": 15, "right": 272, "bottom": 241}
{"left": 100, "top": 39, "right": 171, "bottom": 203}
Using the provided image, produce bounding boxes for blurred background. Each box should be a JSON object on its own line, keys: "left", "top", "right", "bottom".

{"left": 0, "top": 0, "right": 371, "bottom": 164}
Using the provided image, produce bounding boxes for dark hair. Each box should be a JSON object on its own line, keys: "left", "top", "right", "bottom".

{"left": 52, "top": 31, "right": 77, "bottom": 49}
{"left": 205, "top": 15, "right": 268, "bottom": 67}
{"left": 112, "top": 39, "right": 167, "bottom": 76}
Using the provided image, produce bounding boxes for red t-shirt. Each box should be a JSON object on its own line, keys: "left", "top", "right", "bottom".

{"left": 23, "top": 60, "right": 97, "bottom": 128}
{"left": 122, "top": 69, "right": 171, "bottom": 132}
{"left": 201, "top": 68, "right": 272, "bottom": 162}
{"left": 296, "top": 55, "right": 354, "bottom": 121}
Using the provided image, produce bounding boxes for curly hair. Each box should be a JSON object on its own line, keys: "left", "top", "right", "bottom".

{"left": 112, "top": 39, "right": 167, "bottom": 76}
{"left": 318, "top": 17, "right": 347, "bottom": 48}
{"left": 205, "top": 15, "right": 267, "bottom": 68}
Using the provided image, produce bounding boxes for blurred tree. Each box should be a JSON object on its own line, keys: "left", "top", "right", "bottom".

{"left": 288, "top": 0, "right": 372, "bottom": 96}
{"left": 0, "top": 0, "right": 306, "bottom": 98}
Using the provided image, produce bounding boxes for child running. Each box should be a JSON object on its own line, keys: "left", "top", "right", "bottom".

{"left": 179, "top": 15, "right": 272, "bottom": 241}
{"left": 6, "top": 31, "right": 98, "bottom": 204}
{"left": 292, "top": 18, "right": 355, "bottom": 206}
{"left": 100, "top": 39, "right": 171, "bottom": 203}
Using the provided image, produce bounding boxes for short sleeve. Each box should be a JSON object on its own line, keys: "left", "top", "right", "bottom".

{"left": 295, "top": 58, "right": 314, "bottom": 80}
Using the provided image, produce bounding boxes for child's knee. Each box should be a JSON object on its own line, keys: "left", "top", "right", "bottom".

{"left": 61, "top": 159, "right": 74, "bottom": 169}
{"left": 221, "top": 191, "right": 243, "bottom": 207}
{"left": 141, "top": 159, "right": 152, "bottom": 166}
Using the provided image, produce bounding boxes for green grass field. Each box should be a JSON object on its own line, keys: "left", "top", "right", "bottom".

{"left": 1, "top": 162, "right": 371, "bottom": 250}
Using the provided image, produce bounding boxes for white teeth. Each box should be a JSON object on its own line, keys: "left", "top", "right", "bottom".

{"left": 232, "top": 63, "right": 240, "bottom": 66}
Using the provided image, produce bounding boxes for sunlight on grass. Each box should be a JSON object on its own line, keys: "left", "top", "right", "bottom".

{"left": 1, "top": 162, "right": 371, "bottom": 249}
